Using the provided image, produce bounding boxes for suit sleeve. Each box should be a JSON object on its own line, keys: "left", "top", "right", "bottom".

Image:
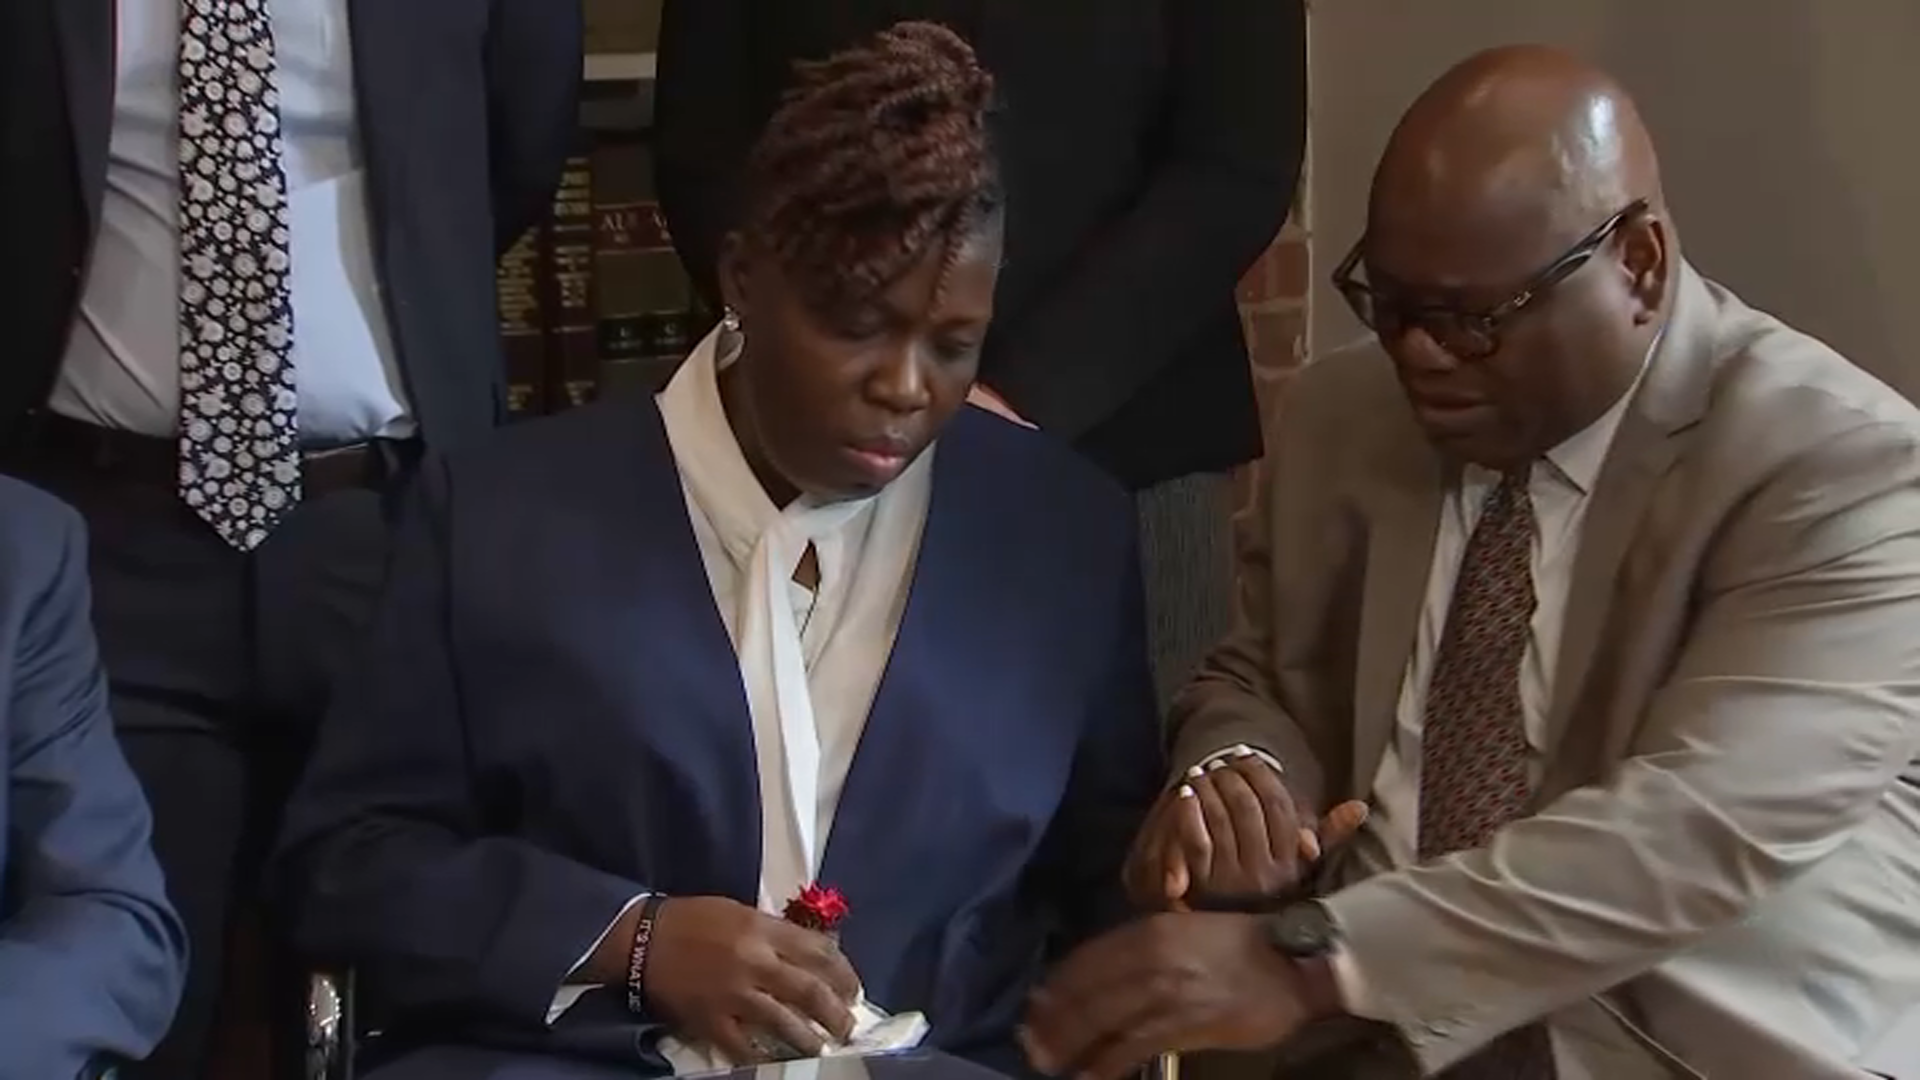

{"left": 653, "top": 0, "right": 752, "bottom": 309}
{"left": 483, "top": 0, "right": 584, "bottom": 253}
{"left": 1165, "top": 360, "right": 1344, "bottom": 813}
{"left": 983, "top": 0, "right": 1305, "bottom": 439}
{"left": 0, "top": 504, "right": 187, "bottom": 1078}
{"left": 1324, "top": 419, "right": 1920, "bottom": 1072}
{"left": 1038, "top": 525, "right": 1167, "bottom": 947}
{"left": 275, "top": 455, "right": 644, "bottom": 1029}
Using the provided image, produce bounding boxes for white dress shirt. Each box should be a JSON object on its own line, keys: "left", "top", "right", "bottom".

{"left": 50, "top": 0, "right": 413, "bottom": 444}
{"left": 548, "top": 328, "right": 933, "bottom": 1045}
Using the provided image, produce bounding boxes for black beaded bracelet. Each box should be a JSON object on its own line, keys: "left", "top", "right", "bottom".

{"left": 626, "top": 894, "right": 669, "bottom": 1015}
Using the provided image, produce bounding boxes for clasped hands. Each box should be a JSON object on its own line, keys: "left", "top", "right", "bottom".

{"left": 622, "top": 749, "right": 1368, "bottom": 1077}
{"left": 1021, "top": 747, "right": 1369, "bottom": 1080}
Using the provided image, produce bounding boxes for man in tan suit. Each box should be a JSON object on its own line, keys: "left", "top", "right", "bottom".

{"left": 1019, "top": 45, "right": 1920, "bottom": 1080}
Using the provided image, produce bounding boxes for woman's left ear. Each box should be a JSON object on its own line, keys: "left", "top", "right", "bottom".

{"left": 716, "top": 231, "right": 752, "bottom": 326}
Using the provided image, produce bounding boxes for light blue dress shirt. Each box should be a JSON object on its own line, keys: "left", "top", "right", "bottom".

{"left": 50, "top": 0, "right": 416, "bottom": 445}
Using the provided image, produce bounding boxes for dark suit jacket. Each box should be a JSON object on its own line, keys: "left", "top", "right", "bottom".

{"left": 0, "top": 476, "right": 187, "bottom": 1077}
{"left": 0, "top": 0, "right": 583, "bottom": 450}
{"left": 653, "top": 0, "right": 1305, "bottom": 489}
{"left": 274, "top": 398, "right": 1166, "bottom": 1073}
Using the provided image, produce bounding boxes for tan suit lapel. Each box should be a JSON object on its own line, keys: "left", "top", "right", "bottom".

{"left": 1540, "top": 265, "right": 1720, "bottom": 770}
{"left": 1350, "top": 420, "right": 1445, "bottom": 797}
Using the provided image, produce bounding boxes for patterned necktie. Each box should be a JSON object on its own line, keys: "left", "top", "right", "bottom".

{"left": 1420, "top": 467, "right": 1537, "bottom": 857}
{"left": 1418, "top": 466, "right": 1557, "bottom": 1080}
{"left": 176, "top": 0, "right": 300, "bottom": 551}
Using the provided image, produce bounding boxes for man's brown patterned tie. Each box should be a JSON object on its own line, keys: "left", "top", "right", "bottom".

{"left": 1418, "top": 466, "right": 1556, "bottom": 1079}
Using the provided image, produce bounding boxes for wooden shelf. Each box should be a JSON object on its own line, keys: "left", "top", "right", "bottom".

{"left": 584, "top": 51, "right": 657, "bottom": 83}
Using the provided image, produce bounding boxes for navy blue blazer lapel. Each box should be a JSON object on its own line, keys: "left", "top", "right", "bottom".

{"left": 607, "top": 398, "right": 763, "bottom": 902}
{"left": 819, "top": 412, "right": 1036, "bottom": 935}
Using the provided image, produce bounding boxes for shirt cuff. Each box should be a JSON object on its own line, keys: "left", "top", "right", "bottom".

{"left": 1326, "top": 940, "right": 1377, "bottom": 1020}
{"left": 545, "top": 892, "right": 650, "bottom": 1026}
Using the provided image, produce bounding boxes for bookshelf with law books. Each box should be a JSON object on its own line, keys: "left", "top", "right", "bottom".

{"left": 498, "top": 0, "right": 713, "bottom": 420}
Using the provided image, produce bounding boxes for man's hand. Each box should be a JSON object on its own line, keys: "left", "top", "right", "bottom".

{"left": 642, "top": 897, "right": 861, "bottom": 1063}
{"left": 1020, "top": 912, "right": 1331, "bottom": 1080}
{"left": 1124, "top": 748, "right": 1369, "bottom": 910}
{"left": 967, "top": 384, "right": 1035, "bottom": 428}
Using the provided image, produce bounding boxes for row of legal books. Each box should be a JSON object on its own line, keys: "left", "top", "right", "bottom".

{"left": 497, "top": 136, "right": 712, "bottom": 420}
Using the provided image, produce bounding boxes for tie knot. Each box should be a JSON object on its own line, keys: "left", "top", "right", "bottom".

{"left": 1488, "top": 462, "right": 1535, "bottom": 506}
{"left": 1476, "top": 463, "right": 1536, "bottom": 529}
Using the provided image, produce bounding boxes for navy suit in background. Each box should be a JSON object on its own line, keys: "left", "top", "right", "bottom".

{"left": 0, "top": 2, "right": 584, "bottom": 1071}
{"left": 0, "top": 475, "right": 186, "bottom": 1079}
{"left": 274, "top": 398, "right": 1165, "bottom": 1079}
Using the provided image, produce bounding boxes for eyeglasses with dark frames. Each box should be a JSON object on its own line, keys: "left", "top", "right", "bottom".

{"left": 1331, "top": 197, "right": 1651, "bottom": 362}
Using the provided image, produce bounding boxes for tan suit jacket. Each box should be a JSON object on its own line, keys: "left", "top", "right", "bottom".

{"left": 1172, "top": 265, "right": 1920, "bottom": 1078}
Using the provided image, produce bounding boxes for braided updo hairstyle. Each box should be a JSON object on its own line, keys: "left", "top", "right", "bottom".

{"left": 738, "top": 21, "right": 1003, "bottom": 316}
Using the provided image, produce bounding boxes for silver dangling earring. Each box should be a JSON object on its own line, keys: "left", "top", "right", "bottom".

{"left": 721, "top": 305, "right": 742, "bottom": 333}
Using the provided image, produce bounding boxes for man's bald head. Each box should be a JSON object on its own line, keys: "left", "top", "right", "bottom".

{"left": 1348, "top": 46, "right": 1675, "bottom": 472}
{"left": 1371, "top": 44, "right": 1664, "bottom": 258}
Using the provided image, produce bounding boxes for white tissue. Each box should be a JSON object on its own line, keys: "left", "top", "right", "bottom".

{"left": 660, "top": 992, "right": 929, "bottom": 1076}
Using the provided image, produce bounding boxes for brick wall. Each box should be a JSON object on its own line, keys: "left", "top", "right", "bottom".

{"left": 1238, "top": 198, "right": 1312, "bottom": 416}
{"left": 1232, "top": 190, "right": 1311, "bottom": 508}
{"left": 1229, "top": 0, "right": 1313, "bottom": 512}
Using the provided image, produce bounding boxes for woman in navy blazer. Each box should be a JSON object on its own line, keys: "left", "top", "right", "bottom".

{"left": 276, "top": 23, "right": 1164, "bottom": 1080}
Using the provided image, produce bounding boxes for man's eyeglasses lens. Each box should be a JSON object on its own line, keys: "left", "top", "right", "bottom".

{"left": 1341, "top": 285, "right": 1499, "bottom": 360}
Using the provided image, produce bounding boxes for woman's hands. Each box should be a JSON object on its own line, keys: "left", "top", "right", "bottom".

{"left": 642, "top": 896, "right": 862, "bottom": 1063}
